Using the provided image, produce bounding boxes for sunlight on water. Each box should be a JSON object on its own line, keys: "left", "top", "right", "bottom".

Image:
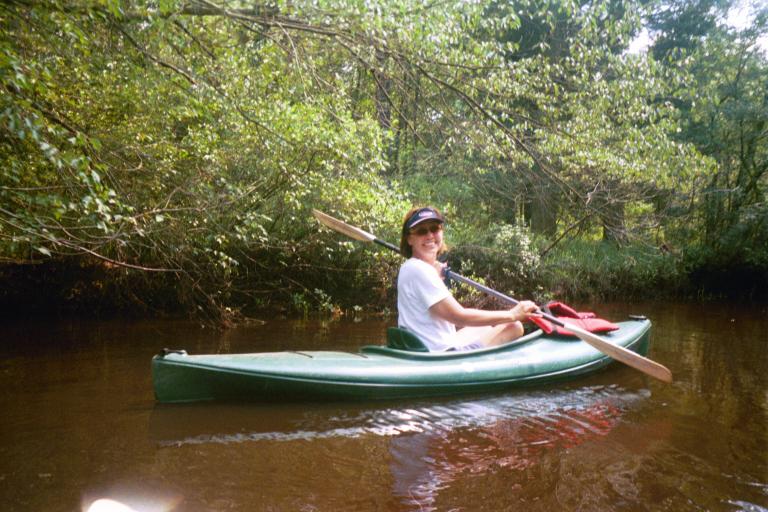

{"left": 85, "top": 499, "right": 137, "bottom": 512}
{"left": 83, "top": 496, "right": 180, "bottom": 512}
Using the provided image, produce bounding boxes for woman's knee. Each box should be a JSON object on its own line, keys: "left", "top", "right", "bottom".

{"left": 486, "top": 321, "right": 524, "bottom": 346}
{"left": 504, "top": 321, "right": 524, "bottom": 339}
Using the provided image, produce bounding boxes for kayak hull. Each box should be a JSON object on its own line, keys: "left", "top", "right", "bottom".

{"left": 152, "top": 319, "right": 651, "bottom": 403}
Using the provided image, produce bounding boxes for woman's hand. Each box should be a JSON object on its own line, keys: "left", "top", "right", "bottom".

{"left": 510, "top": 300, "right": 539, "bottom": 322}
{"left": 432, "top": 260, "right": 447, "bottom": 278}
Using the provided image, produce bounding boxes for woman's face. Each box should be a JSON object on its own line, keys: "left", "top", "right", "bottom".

{"left": 407, "top": 222, "right": 444, "bottom": 260}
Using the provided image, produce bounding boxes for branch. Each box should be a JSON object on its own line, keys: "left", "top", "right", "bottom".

{"left": 0, "top": 207, "right": 182, "bottom": 272}
{"left": 539, "top": 211, "right": 594, "bottom": 258}
{"left": 55, "top": 238, "right": 182, "bottom": 272}
{"left": 114, "top": 24, "right": 197, "bottom": 85}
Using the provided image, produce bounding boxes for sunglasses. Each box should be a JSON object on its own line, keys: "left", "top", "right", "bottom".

{"left": 410, "top": 224, "right": 443, "bottom": 236}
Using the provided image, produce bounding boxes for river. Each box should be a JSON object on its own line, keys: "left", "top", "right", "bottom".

{"left": 0, "top": 302, "right": 766, "bottom": 511}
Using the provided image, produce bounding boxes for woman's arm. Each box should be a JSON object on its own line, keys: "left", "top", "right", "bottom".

{"left": 430, "top": 296, "right": 538, "bottom": 328}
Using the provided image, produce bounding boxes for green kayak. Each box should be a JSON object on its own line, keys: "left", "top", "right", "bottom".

{"left": 152, "top": 318, "right": 651, "bottom": 403}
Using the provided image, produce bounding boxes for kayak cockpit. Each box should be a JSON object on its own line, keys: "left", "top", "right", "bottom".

{"left": 361, "top": 328, "right": 544, "bottom": 360}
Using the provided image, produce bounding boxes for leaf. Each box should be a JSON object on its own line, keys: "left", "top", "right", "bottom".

{"left": 101, "top": 0, "right": 123, "bottom": 18}
{"left": 159, "top": 0, "right": 177, "bottom": 16}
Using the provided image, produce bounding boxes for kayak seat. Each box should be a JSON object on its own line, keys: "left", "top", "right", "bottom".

{"left": 386, "top": 327, "right": 429, "bottom": 352}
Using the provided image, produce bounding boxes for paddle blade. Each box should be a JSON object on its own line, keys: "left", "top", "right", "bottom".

{"left": 563, "top": 321, "right": 673, "bottom": 383}
{"left": 312, "top": 210, "right": 376, "bottom": 243}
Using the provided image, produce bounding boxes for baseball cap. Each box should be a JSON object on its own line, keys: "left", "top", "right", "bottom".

{"left": 404, "top": 207, "right": 445, "bottom": 231}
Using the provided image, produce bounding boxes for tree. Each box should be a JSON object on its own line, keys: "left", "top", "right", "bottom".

{"left": 644, "top": 0, "right": 768, "bottom": 295}
{"left": 685, "top": 22, "right": 767, "bottom": 263}
{"left": 1, "top": 0, "right": 748, "bottom": 316}
{"left": 647, "top": 0, "right": 731, "bottom": 61}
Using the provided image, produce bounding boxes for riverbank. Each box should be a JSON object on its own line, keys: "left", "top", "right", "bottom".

{"left": 2, "top": 244, "right": 765, "bottom": 326}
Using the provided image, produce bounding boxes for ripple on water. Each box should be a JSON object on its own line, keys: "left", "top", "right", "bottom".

{"left": 149, "top": 384, "right": 650, "bottom": 447}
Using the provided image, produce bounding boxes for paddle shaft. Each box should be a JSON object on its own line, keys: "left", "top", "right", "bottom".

{"left": 373, "top": 238, "right": 400, "bottom": 253}
{"left": 445, "top": 270, "right": 612, "bottom": 331}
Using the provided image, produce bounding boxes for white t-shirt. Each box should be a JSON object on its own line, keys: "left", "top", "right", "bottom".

{"left": 396, "top": 258, "right": 456, "bottom": 351}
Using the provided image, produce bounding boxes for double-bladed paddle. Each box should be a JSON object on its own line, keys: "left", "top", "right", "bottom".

{"left": 312, "top": 209, "right": 673, "bottom": 383}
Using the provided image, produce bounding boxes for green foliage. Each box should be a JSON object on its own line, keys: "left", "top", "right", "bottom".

{"left": 542, "top": 240, "right": 684, "bottom": 300}
{"left": 648, "top": 0, "right": 731, "bottom": 61}
{"left": 444, "top": 222, "right": 546, "bottom": 305}
{"left": 0, "top": 0, "right": 765, "bottom": 321}
{"left": 652, "top": 5, "right": 767, "bottom": 289}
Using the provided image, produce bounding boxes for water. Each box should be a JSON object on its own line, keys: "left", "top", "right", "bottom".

{"left": 0, "top": 302, "right": 765, "bottom": 511}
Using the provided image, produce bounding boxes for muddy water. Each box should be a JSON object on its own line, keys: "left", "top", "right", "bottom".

{"left": 0, "top": 302, "right": 765, "bottom": 511}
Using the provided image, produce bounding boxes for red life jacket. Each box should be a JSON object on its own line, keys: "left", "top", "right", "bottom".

{"left": 529, "top": 301, "right": 619, "bottom": 337}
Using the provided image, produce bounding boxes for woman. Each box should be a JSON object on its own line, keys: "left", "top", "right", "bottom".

{"left": 397, "top": 206, "right": 539, "bottom": 352}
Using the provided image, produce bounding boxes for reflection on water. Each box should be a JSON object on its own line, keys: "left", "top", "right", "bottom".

{"left": 149, "top": 385, "right": 649, "bottom": 511}
{"left": 385, "top": 387, "right": 646, "bottom": 511}
{"left": 0, "top": 303, "right": 766, "bottom": 511}
{"left": 149, "top": 386, "right": 646, "bottom": 447}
